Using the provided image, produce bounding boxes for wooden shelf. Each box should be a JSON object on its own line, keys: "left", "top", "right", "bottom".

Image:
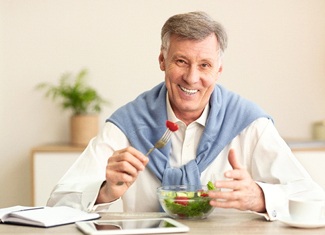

{"left": 31, "top": 144, "right": 86, "bottom": 153}
{"left": 285, "top": 139, "right": 325, "bottom": 151}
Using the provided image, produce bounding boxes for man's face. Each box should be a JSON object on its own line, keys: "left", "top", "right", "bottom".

{"left": 159, "top": 33, "right": 223, "bottom": 124}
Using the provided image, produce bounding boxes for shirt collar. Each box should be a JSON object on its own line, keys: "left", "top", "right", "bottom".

{"left": 166, "top": 92, "right": 209, "bottom": 127}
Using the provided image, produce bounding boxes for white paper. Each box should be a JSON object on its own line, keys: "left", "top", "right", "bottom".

{"left": 0, "top": 206, "right": 100, "bottom": 227}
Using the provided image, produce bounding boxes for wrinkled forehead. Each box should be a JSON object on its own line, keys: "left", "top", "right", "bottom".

{"left": 162, "top": 33, "right": 221, "bottom": 58}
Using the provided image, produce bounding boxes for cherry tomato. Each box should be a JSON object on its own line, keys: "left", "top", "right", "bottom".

{"left": 166, "top": 120, "right": 179, "bottom": 132}
{"left": 174, "top": 196, "right": 189, "bottom": 206}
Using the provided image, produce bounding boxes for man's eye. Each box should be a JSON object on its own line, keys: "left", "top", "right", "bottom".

{"left": 201, "top": 63, "right": 210, "bottom": 68}
{"left": 176, "top": 60, "right": 187, "bottom": 66}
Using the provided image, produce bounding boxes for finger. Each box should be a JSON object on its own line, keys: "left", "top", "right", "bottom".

{"left": 112, "top": 148, "right": 148, "bottom": 171}
{"left": 224, "top": 169, "right": 248, "bottom": 181}
{"left": 126, "top": 146, "right": 149, "bottom": 164}
{"left": 107, "top": 147, "right": 149, "bottom": 186}
{"left": 118, "top": 155, "right": 145, "bottom": 171}
{"left": 228, "top": 149, "right": 242, "bottom": 170}
{"left": 210, "top": 188, "right": 243, "bottom": 199}
{"left": 106, "top": 163, "right": 137, "bottom": 185}
{"left": 224, "top": 149, "right": 245, "bottom": 179}
{"left": 115, "top": 147, "right": 149, "bottom": 164}
{"left": 210, "top": 198, "right": 241, "bottom": 209}
{"left": 108, "top": 154, "right": 138, "bottom": 170}
{"left": 214, "top": 180, "right": 241, "bottom": 191}
{"left": 209, "top": 190, "right": 245, "bottom": 209}
{"left": 115, "top": 170, "right": 135, "bottom": 183}
{"left": 116, "top": 161, "right": 139, "bottom": 176}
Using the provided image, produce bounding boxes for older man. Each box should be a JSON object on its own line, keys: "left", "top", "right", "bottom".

{"left": 47, "top": 11, "right": 324, "bottom": 221}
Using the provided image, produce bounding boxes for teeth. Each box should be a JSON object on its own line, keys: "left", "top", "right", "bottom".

{"left": 180, "top": 86, "right": 198, "bottom": 95}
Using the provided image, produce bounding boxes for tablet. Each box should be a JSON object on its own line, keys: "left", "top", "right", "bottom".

{"left": 75, "top": 218, "right": 189, "bottom": 235}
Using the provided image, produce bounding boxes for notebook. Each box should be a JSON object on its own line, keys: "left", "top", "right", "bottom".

{"left": 0, "top": 205, "right": 100, "bottom": 227}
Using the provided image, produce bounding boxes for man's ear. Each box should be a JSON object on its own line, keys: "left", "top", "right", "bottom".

{"left": 214, "top": 64, "right": 223, "bottom": 83}
{"left": 218, "top": 64, "right": 223, "bottom": 74}
{"left": 158, "top": 53, "right": 165, "bottom": 71}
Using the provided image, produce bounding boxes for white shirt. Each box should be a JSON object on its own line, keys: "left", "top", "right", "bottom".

{"left": 47, "top": 98, "right": 325, "bottom": 221}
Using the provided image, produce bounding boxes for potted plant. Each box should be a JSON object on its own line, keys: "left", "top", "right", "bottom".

{"left": 36, "top": 68, "right": 109, "bottom": 146}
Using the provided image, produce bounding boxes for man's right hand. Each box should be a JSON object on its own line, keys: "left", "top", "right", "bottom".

{"left": 96, "top": 146, "right": 149, "bottom": 204}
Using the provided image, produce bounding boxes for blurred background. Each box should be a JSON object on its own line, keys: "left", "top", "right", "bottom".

{"left": 1, "top": 0, "right": 325, "bottom": 207}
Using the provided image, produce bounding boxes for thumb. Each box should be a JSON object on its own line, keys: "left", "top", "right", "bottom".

{"left": 228, "top": 149, "right": 242, "bottom": 170}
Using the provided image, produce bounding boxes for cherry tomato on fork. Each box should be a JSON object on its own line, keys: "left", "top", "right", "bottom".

{"left": 166, "top": 120, "right": 179, "bottom": 132}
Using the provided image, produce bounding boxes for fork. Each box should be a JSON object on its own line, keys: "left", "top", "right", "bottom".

{"left": 145, "top": 128, "right": 172, "bottom": 156}
{"left": 116, "top": 128, "right": 172, "bottom": 185}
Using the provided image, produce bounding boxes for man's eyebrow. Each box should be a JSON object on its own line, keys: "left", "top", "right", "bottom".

{"left": 171, "top": 54, "right": 188, "bottom": 60}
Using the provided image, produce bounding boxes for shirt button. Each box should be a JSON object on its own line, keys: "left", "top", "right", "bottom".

{"left": 272, "top": 210, "right": 277, "bottom": 218}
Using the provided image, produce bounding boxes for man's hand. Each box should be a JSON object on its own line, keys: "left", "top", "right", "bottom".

{"left": 96, "top": 147, "right": 149, "bottom": 204}
{"left": 208, "top": 149, "right": 266, "bottom": 213}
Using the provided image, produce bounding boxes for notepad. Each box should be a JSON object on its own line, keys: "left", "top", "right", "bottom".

{"left": 0, "top": 205, "right": 100, "bottom": 227}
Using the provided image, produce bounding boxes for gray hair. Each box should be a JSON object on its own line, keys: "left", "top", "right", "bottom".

{"left": 161, "top": 11, "right": 228, "bottom": 58}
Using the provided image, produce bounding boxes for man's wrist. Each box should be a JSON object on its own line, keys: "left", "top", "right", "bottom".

{"left": 95, "top": 181, "right": 117, "bottom": 204}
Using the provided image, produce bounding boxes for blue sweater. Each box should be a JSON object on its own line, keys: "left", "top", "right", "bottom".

{"left": 107, "top": 82, "right": 271, "bottom": 186}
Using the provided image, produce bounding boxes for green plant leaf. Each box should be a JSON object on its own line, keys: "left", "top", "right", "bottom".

{"left": 35, "top": 68, "right": 110, "bottom": 115}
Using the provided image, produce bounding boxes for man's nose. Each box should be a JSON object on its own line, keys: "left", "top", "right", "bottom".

{"left": 183, "top": 66, "right": 200, "bottom": 84}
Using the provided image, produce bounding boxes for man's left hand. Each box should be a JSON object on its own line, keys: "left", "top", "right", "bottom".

{"left": 208, "top": 149, "right": 266, "bottom": 213}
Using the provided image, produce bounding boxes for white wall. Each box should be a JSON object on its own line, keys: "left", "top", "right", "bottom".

{"left": 1, "top": 0, "right": 325, "bottom": 207}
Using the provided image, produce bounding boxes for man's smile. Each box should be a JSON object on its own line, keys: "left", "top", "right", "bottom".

{"left": 178, "top": 85, "right": 198, "bottom": 95}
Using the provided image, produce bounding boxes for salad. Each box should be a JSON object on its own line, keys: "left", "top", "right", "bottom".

{"left": 160, "top": 182, "right": 217, "bottom": 219}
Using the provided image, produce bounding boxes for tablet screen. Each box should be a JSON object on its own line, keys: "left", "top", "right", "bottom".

{"left": 94, "top": 219, "right": 175, "bottom": 230}
{"left": 76, "top": 218, "right": 189, "bottom": 234}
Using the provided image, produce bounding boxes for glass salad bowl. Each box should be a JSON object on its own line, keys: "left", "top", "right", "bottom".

{"left": 157, "top": 185, "right": 215, "bottom": 220}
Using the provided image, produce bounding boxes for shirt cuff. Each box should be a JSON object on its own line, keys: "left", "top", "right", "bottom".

{"left": 84, "top": 180, "right": 122, "bottom": 212}
{"left": 256, "top": 182, "right": 288, "bottom": 221}
{"left": 82, "top": 180, "right": 106, "bottom": 212}
{"left": 91, "top": 198, "right": 122, "bottom": 212}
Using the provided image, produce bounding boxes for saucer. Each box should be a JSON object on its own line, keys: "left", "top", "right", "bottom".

{"left": 278, "top": 216, "right": 325, "bottom": 229}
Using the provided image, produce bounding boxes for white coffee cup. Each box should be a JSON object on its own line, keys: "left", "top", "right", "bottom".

{"left": 289, "top": 198, "right": 325, "bottom": 223}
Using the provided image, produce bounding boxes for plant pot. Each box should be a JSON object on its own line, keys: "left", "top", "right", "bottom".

{"left": 70, "top": 114, "right": 99, "bottom": 146}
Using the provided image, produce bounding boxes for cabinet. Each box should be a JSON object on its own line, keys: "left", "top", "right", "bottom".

{"left": 291, "top": 146, "right": 325, "bottom": 190}
{"left": 31, "top": 144, "right": 84, "bottom": 206}
{"left": 31, "top": 144, "right": 123, "bottom": 212}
